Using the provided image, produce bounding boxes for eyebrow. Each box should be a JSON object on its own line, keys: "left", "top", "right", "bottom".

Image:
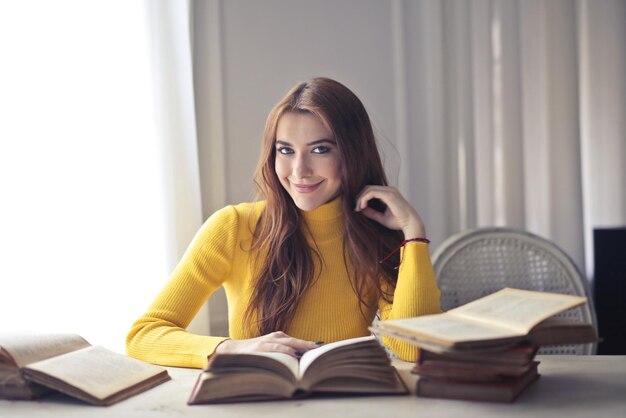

{"left": 275, "top": 139, "right": 336, "bottom": 146}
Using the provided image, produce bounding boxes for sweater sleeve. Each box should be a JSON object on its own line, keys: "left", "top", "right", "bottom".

{"left": 126, "top": 206, "right": 240, "bottom": 368}
{"left": 378, "top": 242, "right": 442, "bottom": 362}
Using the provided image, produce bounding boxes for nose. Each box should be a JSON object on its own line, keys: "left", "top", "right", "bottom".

{"left": 293, "top": 154, "right": 313, "bottom": 179}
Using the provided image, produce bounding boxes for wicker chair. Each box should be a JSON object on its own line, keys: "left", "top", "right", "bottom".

{"left": 432, "top": 227, "right": 597, "bottom": 355}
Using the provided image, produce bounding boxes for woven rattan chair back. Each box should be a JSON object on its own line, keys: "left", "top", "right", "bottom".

{"left": 432, "top": 227, "right": 597, "bottom": 355}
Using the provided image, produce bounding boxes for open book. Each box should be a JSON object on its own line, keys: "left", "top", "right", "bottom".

{"left": 0, "top": 332, "right": 170, "bottom": 406}
{"left": 373, "top": 288, "right": 597, "bottom": 351}
{"left": 188, "top": 335, "right": 407, "bottom": 404}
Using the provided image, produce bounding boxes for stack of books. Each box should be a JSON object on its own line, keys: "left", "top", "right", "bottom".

{"left": 413, "top": 344, "right": 540, "bottom": 402}
{"left": 374, "top": 288, "right": 598, "bottom": 402}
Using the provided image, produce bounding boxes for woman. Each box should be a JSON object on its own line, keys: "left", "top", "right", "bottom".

{"left": 126, "top": 77, "right": 441, "bottom": 368}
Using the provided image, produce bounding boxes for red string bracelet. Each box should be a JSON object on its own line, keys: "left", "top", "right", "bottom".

{"left": 379, "top": 237, "right": 431, "bottom": 270}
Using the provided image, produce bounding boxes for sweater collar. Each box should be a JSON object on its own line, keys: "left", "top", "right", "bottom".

{"left": 300, "top": 196, "right": 343, "bottom": 222}
{"left": 300, "top": 197, "right": 344, "bottom": 242}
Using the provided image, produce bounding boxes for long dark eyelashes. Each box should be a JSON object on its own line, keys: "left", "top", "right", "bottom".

{"left": 276, "top": 146, "right": 293, "bottom": 155}
{"left": 313, "top": 146, "right": 330, "bottom": 154}
{"left": 275, "top": 146, "right": 331, "bottom": 155}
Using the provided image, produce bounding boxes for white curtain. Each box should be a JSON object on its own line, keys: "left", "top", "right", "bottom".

{"left": 143, "top": 0, "right": 208, "bottom": 333}
{"left": 0, "top": 0, "right": 204, "bottom": 351}
{"left": 577, "top": 0, "right": 626, "bottom": 276}
{"left": 404, "top": 0, "right": 626, "bottom": 279}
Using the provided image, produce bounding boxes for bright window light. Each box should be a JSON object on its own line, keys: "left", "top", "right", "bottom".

{"left": 0, "top": 1, "right": 170, "bottom": 353}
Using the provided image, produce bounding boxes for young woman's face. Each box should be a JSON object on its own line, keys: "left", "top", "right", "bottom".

{"left": 274, "top": 112, "right": 342, "bottom": 211}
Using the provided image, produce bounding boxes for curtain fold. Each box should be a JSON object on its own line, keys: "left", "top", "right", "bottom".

{"left": 409, "top": 0, "right": 625, "bottom": 279}
{"left": 578, "top": 0, "right": 626, "bottom": 277}
{"left": 144, "top": 0, "right": 203, "bottom": 269}
{"left": 143, "top": 0, "right": 207, "bottom": 333}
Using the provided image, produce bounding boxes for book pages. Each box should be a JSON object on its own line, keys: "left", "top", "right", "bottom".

{"left": 0, "top": 333, "right": 89, "bottom": 367}
{"left": 381, "top": 315, "right": 520, "bottom": 345}
{"left": 250, "top": 352, "right": 299, "bottom": 379}
{"left": 24, "top": 346, "right": 166, "bottom": 399}
{"left": 299, "top": 335, "right": 376, "bottom": 376}
{"left": 450, "top": 288, "right": 586, "bottom": 333}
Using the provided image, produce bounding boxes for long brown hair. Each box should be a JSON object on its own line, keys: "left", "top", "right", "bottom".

{"left": 245, "top": 77, "right": 404, "bottom": 336}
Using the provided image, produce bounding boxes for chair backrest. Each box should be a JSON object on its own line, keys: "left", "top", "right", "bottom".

{"left": 432, "top": 227, "right": 597, "bottom": 355}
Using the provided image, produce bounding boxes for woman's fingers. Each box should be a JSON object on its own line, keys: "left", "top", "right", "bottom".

{"left": 355, "top": 186, "right": 398, "bottom": 212}
{"left": 262, "top": 333, "right": 319, "bottom": 355}
{"left": 216, "top": 332, "right": 320, "bottom": 358}
{"left": 359, "top": 207, "right": 386, "bottom": 223}
{"left": 355, "top": 185, "right": 426, "bottom": 238}
{"left": 260, "top": 342, "right": 301, "bottom": 356}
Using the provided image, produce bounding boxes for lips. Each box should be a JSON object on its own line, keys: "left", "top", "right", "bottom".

{"left": 292, "top": 181, "right": 323, "bottom": 193}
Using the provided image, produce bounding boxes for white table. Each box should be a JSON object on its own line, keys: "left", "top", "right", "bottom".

{"left": 1, "top": 356, "right": 625, "bottom": 418}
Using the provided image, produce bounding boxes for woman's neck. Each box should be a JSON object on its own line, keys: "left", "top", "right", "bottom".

{"left": 300, "top": 197, "right": 343, "bottom": 243}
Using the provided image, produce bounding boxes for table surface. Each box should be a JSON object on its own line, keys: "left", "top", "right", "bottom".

{"left": 1, "top": 355, "right": 625, "bottom": 418}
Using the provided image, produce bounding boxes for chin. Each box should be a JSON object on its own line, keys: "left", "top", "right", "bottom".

{"left": 289, "top": 193, "right": 330, "bottom": 211}
{"left": 293, "top": 200, "right": 322, "bottom": 212}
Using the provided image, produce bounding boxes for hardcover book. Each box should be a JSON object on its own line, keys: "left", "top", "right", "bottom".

{"left": 374, "top": 288, "right": 597, "bottom": 351}
{"left": 0, "top": 332, "right": 170, "bottom": 406}
{"left": 416, "top": 361, "right": 540, "bottom": 402}
{"left": 188, "top": 335, "right": 407, "bottom": 404}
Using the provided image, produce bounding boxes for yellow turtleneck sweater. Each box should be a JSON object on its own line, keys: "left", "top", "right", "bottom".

{"left": 126, "top": 198, "right": 441, "bottom": 368}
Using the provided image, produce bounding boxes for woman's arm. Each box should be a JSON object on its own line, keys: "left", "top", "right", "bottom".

{"left": 355, "top": 186, "right": 442, "bottom": 361}
{"left": 377, "top": 242, "right": 441, "bottom": 361}
{"left": 126, "top": 205, "right": 318, "bottom": 368}
{"left": 126, "top": 206, "right": 239, "bottom": 368}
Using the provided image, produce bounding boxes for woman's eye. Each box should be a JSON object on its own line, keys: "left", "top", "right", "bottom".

{"left": 312, "top": 146, "right": 330, "bottom": 154}
{"left": 276, "top": 147, "right": 294, "bottom": 155}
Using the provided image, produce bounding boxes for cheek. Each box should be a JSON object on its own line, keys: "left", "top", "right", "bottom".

{"left": 274, "top": 158, "right": 289, "bottom": 180}
{"left": 327, "top": 158, "right": 342, "bottom": 183}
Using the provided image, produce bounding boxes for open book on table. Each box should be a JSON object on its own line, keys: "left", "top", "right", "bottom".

{"left": 373, "top": 288, "right": 597, "bottom": 352}
{"left": 188, "top": 335, "right": 407, "bottom": 404}
{"left": 0, "top": 332, "right": 170, "bottom": 406}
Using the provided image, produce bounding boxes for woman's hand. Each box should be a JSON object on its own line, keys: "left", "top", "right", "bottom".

{"left": 214, "top": 331, "right": 320, "bottom": 358}
{"left": 355, "top": 185, "right": 426, "bottom": 238}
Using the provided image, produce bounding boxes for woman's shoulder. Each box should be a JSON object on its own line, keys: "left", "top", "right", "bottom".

{"left": 226, "top": 200, "right": 266, "bottom": 219}
{"left": 207, "top": 200, "right": 267, "bottom": 226}
{"left": 195, "top": 201, "right": 266, "bottom": 245}
{"left": 231, "top": 200, "right": 267, "bottom": 215}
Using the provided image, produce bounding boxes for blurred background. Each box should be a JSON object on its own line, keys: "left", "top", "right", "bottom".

{"left": 1, "top": 0, "right": 624, "bottom": 352}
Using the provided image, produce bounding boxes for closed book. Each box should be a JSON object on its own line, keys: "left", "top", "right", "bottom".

{"left": 413, "top": 360, "right": 538, "bottom": 382}
{"left": 417, "top": 345, "right": 538, "bottom": 367}
{"left": 416, "top": 361, "right": 540, "bottom": 402}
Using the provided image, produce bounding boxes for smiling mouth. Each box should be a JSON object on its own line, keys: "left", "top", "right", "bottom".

{"left": 292, "top": 181, "right": 323, "bottom": 193}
